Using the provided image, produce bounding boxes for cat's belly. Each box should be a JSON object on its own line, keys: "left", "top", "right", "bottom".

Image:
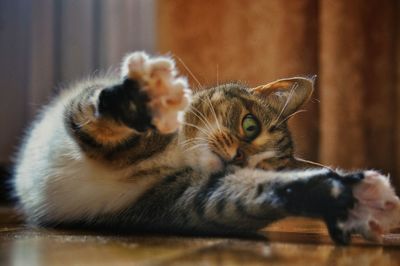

{"left": 14, "top": 101, "right": 185, "bottom": 224}
{"left": 51, "top": 159, "right": 160, "bottom": 221}
{"left": 15, "top": 142, "right": 164, "bottom": 224}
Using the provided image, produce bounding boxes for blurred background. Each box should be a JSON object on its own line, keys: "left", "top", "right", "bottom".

{"left": 0, "top": 0, "right": 399, "bottom": 202}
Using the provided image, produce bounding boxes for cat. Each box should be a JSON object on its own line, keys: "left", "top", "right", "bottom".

{"left": 13, "top": 51, "right": 397, "bottom": 245}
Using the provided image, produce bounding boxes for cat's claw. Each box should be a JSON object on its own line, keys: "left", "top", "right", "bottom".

{"left": 337, "top": 170, "right": 400, "bottom": 242}
{"left": 121, "top": 51, "right": 192, "bottom": 133}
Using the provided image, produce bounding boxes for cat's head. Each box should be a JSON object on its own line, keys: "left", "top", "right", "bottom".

{"left": 180, "top": 77, "right": 315, "bottom": 173}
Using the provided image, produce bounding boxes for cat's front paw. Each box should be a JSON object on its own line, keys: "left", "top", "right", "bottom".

{"left": 121, "top": 52, "right": 192, "bottom": 133}
{"left": 273, "top": 170, "right": 361, "bottom": 244}
{"left": 339, "top": 170, "right": 400, "bottom": 242}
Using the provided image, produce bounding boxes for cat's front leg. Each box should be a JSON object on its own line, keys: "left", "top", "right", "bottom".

{"left": 270, "top": 169, "right": 400, "bottom": 244}
{"left": 268, "top": 169, "right": 362, "bottom": 244}
{"left": 184, "top": 168, "right": 352, "bottom": 236}
{"left": 97, "top": 52, "right": 191, "bottom": 134}
{"left": 196, "top": 168, "right": 397, "bottom": 244}
{"left": 66, "top": 52, "right": 191, "bottom": 160}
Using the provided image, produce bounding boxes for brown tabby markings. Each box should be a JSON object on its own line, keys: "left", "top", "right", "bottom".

{"left": 17, "top": 53, "right": 388, "bottom": 246}
{"left": 63, "top": 74, "right": 299, "bottom": 176}
{"left": 67, "top": 87, "right": 167, "bottom": 166}
{"left": 182, "top": 84, "right": 295, "bottom": 171}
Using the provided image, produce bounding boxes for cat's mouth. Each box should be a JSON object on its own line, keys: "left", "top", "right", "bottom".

{"left": 186, "top": 143, "right": 243, "bottom": 174}
{"left": 211, "top": 151, "right": 228, "bottom": 168}
{"left": 211, "top": 150, "right": 246, "bottom": 169}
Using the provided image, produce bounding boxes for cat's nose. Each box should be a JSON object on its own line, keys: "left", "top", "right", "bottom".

{"left": 232, "top": 149, "right": 245, "bottom": 165}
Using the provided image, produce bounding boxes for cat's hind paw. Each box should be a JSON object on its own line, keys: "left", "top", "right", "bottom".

{"left": 121, "top": 51, "right": 192, "bottom": 133}
{"left": 340, "top": 170, "right": 400, "bottom": 242}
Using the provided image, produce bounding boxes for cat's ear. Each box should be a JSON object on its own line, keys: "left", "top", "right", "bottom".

{"left": 250, "top": 76, "right": 315, "bottom": 117}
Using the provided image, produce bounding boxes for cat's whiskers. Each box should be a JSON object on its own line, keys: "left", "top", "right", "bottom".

{"left": 205, "top": 94, "right": 223, "bottom": 135}
{"left": 182, "top": 142, "right": 208, "bottom": 153}
{"left": 181, "top": 137, "right": 211, "bottom": 152}
{"left": 179, "top": 132, "right": 220, "bottom": 154}
{"left": 183, "top": 140, "right": 207, "bottom": 150}
{"left": 194, "top": 95, "right": 222, "bottom": 135}
{"left": 186, "top": 110, "right": 212, "bottom": 133}
{"left": 180, "top": 121, "right": 212, "bottom": 138}
{"left": 179, "top": 135, "right": 208, "bottom": 150}
{"left": 183, "top": 143, "right": 210, "bottom": 153}
{"left": 196, "top": 93, "right": 223, "bottom": 134}
{"left": 273, "top": 82, "right": 299, "bottom": 125}
{"left": 176, "top": 56, "right": 203, "bottom": 91}
{"left": 180, "top": 114, "right": 219, "bottom": 148}
{"left": 216, "top": 64, "right": 219, "bottom": 86}
{"left": 179, "top": 137, "right": 209, "bottom": 148}
{"left": 174, "top": 56, "right": 223, "bottom": 135}
{"left": 187, "top": 106, "right": 215, "bottom": 133}
{"left": 275, "top": 109, "right": 307, "bottom": 127}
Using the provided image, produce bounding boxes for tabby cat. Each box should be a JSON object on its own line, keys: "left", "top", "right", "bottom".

{"left": 13, "top": 52, "right": 384, "bottom": 245}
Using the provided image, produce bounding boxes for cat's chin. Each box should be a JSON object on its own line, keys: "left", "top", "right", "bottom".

{"left": 185, "top": 148, "right": 225, "bottom": 174}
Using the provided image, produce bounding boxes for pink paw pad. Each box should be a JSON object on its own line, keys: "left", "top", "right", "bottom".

{"left": 342, "top": 170, "right": 400, "bottom": 242}
{"left": 121, "top": 52, "right": 192, "bottom": 133}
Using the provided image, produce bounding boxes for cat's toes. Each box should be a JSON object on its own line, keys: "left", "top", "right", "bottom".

{"left": 341, "top": 170, "right": 400, "bottom": 242}
{"left": 325, "top": 217, "right": 351, "bottom": 245}
{"left": 121, "top": 51, "right": 192, "bottom": 133}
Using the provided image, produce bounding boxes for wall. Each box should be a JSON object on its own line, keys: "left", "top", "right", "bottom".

{"left": 157, "top": 0, "right": 400, "bottom": 188}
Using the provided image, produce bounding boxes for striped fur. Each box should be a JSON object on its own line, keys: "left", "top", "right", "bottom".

{"left": 13, "top": 52, "right": 368, "bottom": 244}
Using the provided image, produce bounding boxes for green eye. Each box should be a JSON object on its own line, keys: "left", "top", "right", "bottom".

{"left": 242, "top": 114, "right": 260, "bottom": 140}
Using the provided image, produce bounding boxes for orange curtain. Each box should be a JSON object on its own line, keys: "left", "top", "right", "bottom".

{"left": 158, "top": 0, "right": 400, "bottom": 189}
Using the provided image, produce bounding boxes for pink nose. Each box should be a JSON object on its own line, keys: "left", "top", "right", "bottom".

{"left": 232, "top": 148, "right": 245, "bottom": 164}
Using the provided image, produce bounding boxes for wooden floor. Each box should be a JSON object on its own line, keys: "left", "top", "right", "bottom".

{"left": 1, "top": 207, "right": 400, "bottom": 266}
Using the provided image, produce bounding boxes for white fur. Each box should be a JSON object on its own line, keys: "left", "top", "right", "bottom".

{"left": 14, "top": 56, "right": 189, "bottom": 224}
{"left": 186, "top": 144, "right": 224, "bottom": 175}
{"left": 232, "top": 168, "right": 330, "bottom": 184}
{"left": 15, "top": 99, "right": 143, "bottom": 222}
{"left": 247, "top": 151, "right": 276, "bottom": 168}
{"left": 341, "top": 171, "right": 400, "bottom": 242}
{"left": 181, "top": 135, "right": 224, "bottom": 175}
{"left": 180, "top": 122, "right": 228, "bottom": 175}
{"left": 330, "top": 180, "right": 342, "bottom": 198}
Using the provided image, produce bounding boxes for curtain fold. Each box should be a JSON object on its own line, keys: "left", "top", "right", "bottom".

{"left": 0, "top": 0, "right": 156, "bottom": 163}
{"left": 319, "top": 0, "right": 397, "bottom": 172}
{"left": 158, "top": 0, "right": 400, "bottom": 189}
{"left": 396, "top": 1, "right": 400, "bottom": 184}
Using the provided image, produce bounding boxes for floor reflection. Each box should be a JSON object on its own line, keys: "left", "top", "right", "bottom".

{"left": 1, "top": 209, "right": 400, "bottom": 266}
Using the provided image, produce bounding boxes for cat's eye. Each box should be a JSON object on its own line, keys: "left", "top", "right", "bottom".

{"left": 242, "top": 114, "right": 260, "bottom": 140}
